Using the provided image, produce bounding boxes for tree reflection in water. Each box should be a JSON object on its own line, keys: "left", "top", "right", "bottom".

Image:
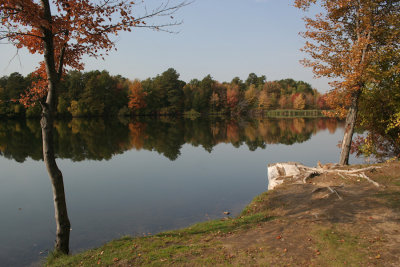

{"left": 0, "top": 116, "right": 342, "bottom": 254}
{"left": 0, "top": 117, "right": 342, "bottom": 162}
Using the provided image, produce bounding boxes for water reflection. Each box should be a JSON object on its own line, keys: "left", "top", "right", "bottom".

{"left": 0, "top": 116, "right": 347, "bottom": 266}
{"left": 0, "top": 117, "right": 342, "bottom": 162}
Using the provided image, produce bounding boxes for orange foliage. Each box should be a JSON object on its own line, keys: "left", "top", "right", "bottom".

{"left": 1, "top": 0, "right": 185, "bottom": 106}
{"left": 226, "top": 122, "right": 239, "bottom": 143}
{"left": 19, "top": 63, "right": 48, "bottom": 106}
{"left": 244, "top": 124, "right": 257, "bottom": 142}
{"left": 258, "top": 90, "right": 267, "bottom": 108}
{"left": 326, "top": 118, "right": 338, "bottom": 134}
{"left": 128, "top": 122, "right": 147, "bottom": 150}
{"left": 128, "top": 80, "right": 147, "bottom": 111}
{"left": 292, "top": 118, "right": 305, "bottom": 134}
{"left": 295, "top": 0, "right": 399, "bottom": 116}
{"left": 292, "top": 93, "right": 306, "bottom": 110}
{"left": 278, "top": 95, "right": 288, "bottom": 109}
{"left": 226, "top": 84, "right": 239, "bottom": 109}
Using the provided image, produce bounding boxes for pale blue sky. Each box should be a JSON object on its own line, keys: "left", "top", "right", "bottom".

{"left": 0, "top": 0, "right": 331, "bottom": 92}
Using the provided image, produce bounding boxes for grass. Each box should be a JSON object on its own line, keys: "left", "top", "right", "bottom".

{"left": 46, "top": 206, "right": 275, "bottom": 266}
{"left": 46, "top": 162, "right": 400, "bottom": 266}
{"left": 312, "top": 227, "right": 369, "bottom": 267}
{"left": 368, "top": 166, "right": 400, "bottom": 210}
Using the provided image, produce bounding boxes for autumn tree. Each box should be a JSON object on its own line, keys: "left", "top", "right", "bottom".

{"left": 0, "top": 0, "right": 188, "bottom": 254}
{"left": 292, "top": 93, "right": 306, "bottom": 110}
{"left": 263, "top": 81, "right": 282, "bottom": 95}
{"left": 278, "top": 95, "right": 289, "bottom": 109}
{"left": 128, "top": 79, "right": 147, "bottom": 113}
{"left": 207, "top": 83, "right": 224, "bottom": 113}
{"left": 231, "top": 76, "right": 246, "bottom": 92}
{"left": 209, "top": 92, "right": 220, "bottom": 112}
{"left": 258, "top": 90, "right": 269, "bottom": 109}
{"left": 356, "top": 81, "right": 400, "bottom": 159}
{"left": 295, "top": 0, "right": 400, "bottom": 165}
{"left": 244, "top": 84, "right": 258, "bottom": 108}
{"left": 226, "top": 83, "right": 239, "bottom": 111}
{"left": 305, "top": 92, "right": 316, "bottom": 109}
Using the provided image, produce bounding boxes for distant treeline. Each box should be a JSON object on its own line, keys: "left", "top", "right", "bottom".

{"left": 0, "top": 69, "right": 329, "bottom": 118}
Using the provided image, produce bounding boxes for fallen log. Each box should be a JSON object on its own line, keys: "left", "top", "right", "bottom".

{"left": 267, "top": 162, "right": 380, "bottom": 190}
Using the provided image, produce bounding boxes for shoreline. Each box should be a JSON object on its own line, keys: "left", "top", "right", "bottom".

{"left": 0, "top": 109, "right": 328, "bottom": 120}
{"left": 47, "top": 161, "right": 400, "bottom": 266}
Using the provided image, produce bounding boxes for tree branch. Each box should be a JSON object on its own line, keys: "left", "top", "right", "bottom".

{"left": 0, "top": 31, "right": 43, "bottom": 40}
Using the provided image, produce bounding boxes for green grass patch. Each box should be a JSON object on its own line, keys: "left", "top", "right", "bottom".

{"left": 312, "top": 227, "right": 369, "bottom": 267}
{"left": 241, "top": 191, "right": 270, "bottom": 215}
{"left": 179, "top": 213, "right": 274, "bottom": 236}
{"left": 46, "top": 207, "right": 275, "bottom": 267}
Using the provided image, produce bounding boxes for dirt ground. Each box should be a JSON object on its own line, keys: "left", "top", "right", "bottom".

{"left": 48, "top": 162, "right": 400, "bottom": 267}
{"left": 217, "top": 162, "right": 400, "bottom": 266}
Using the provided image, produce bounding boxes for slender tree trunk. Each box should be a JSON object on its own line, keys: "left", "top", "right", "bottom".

{"left": 40, "top": 0, "right": 71, "bottom": 254}
{"left": 41, "top": 105, "right": 71, "bottom": 254}
{"left": 41, "top": 41, "right": 71, "bottom": 255}
{"left": 339, "top": 91, "right": 361, "bottom": 165}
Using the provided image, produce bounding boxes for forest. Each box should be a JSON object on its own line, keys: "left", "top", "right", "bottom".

{"left": 0, "top": 69, "right": 328, "bottom": 118}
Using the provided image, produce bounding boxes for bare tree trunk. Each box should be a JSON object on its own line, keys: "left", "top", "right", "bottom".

{"left": 41, "top": 105, "right": 71, "bottom": 254}
{"left": 339, "top": 91, "right": 361, "bottom": 165}
{"left": 40, "top": 0, "right": 71, "bottom": 255}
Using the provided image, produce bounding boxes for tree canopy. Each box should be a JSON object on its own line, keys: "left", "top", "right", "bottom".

{"left": 295, "top": 0, "right": 400, "bottom": 164}
{"left": 0, "top": 0, "right": 188, "bottom": 105}
{"left": 1, "top": 0, "right": 189, "bottom": 255}
{"left": 0, "top": 70, "right": 328, "bottom": 118}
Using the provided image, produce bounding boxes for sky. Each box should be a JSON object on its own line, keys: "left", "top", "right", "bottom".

{"left": 0, "top": 0, "right": 332, "bottom": 92}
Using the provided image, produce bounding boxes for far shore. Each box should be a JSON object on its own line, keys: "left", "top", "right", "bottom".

{"left": 0, "top": 109, "right": 329, "bottom": 120}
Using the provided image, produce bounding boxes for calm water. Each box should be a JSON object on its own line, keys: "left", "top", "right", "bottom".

{"left": 0, "top": 117, "right": 363, "bottom": 266}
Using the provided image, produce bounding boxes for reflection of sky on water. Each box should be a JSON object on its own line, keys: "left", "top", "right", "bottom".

{"left": 0, "top": 123, "right": 363, "bottom": 266}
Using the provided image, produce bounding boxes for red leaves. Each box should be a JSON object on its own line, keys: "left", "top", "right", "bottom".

{"left": 19, "top": 62, "right": 48, "bottom": 107}
{"left": 226, "top": 84, "right": 239, "bottom": 109}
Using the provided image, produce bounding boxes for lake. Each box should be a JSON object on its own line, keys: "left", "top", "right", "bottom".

{"left": 0, "top": 117, "right": 363, "bottom": 266}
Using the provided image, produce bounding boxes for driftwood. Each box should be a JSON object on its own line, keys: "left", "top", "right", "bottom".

{"left": 267, "top": 162, "right": 380, "bottom": 190}
{"left": 312, "top": 185, "right": 344, "bottom": 200}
